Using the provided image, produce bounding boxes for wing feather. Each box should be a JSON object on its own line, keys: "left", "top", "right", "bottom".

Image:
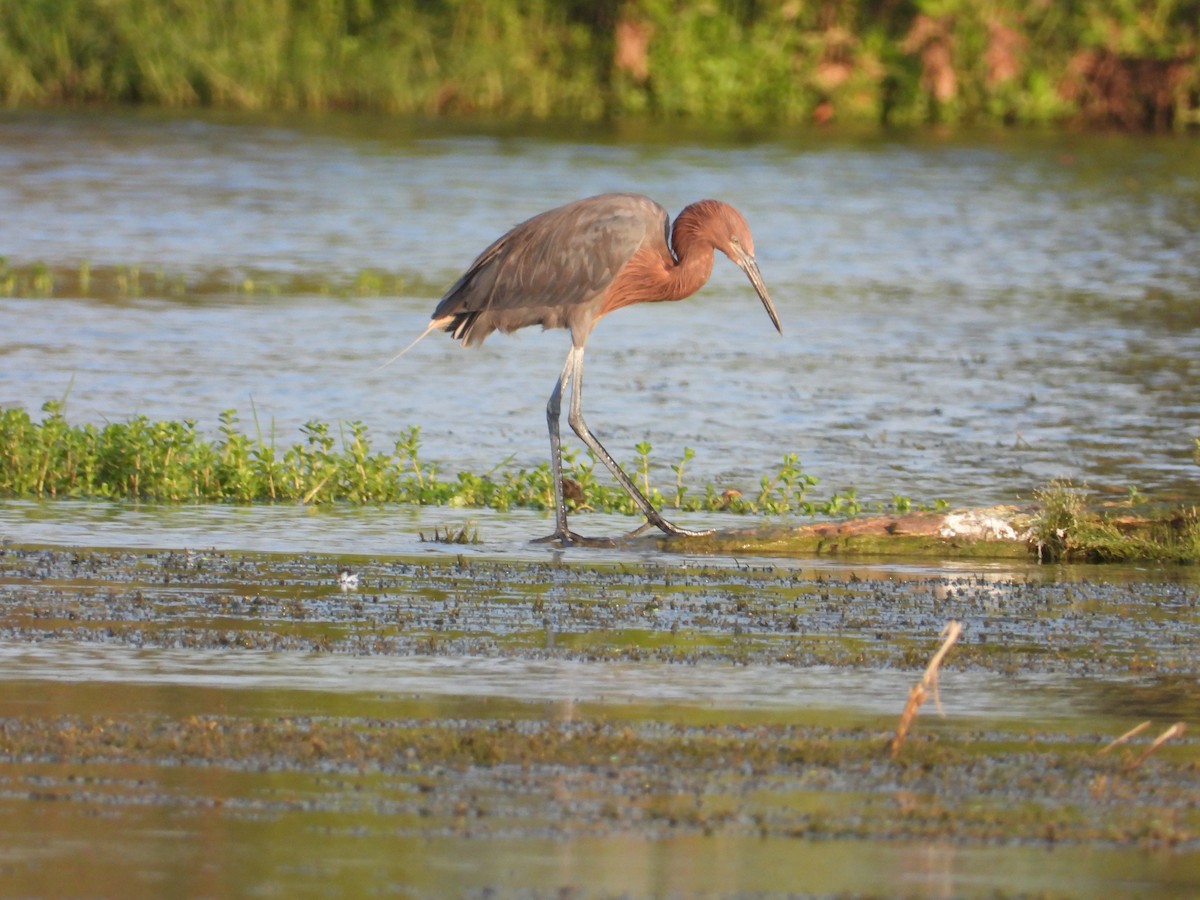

{"left": 433, "top": 193, "right": 668, "bottom": 345}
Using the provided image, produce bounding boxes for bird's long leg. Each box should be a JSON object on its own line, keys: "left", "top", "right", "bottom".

{"left": 566, "top": 346, "right": 712, "bottom": 539}
{"left": 533, "top": 346, "right": 609, "bottom": 546}
{"left": 534, "top": 350, "right": 574, "bottom": 544}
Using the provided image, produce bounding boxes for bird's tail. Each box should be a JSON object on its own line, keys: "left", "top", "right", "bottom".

{"left": 376, "top": 315, "right": 454, "bottom": 370}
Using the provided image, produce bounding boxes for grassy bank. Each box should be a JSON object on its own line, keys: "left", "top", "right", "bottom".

{"left": 1, "top": 1, "right": 1197, "bottom": 129}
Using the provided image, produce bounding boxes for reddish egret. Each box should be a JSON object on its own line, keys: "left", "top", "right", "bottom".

{"left": 400, "top": 192, "right": 781, "bottom": 546}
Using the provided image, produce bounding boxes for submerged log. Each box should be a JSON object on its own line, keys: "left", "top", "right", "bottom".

{"left": 649, "top": 506, "right": 1036, "bottom": 559}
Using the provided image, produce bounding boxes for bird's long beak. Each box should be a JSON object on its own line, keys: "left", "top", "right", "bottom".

{"left": 736, "top": 252, "right": 782, "bottom": 334}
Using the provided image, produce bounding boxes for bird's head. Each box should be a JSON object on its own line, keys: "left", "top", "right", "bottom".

{"left": 685, "top": 200, "right": 782, "bottom": 335}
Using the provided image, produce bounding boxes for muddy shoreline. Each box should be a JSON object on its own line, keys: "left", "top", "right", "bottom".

{"left": 2, "top": 542, "right": 1198, "bottom": 896}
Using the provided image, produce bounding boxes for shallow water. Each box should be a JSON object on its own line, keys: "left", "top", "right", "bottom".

{"left": 2, "top": 110, "right": 1199, "bottom": 514}
{"left": 2, "top": 110, "right": 1199, "bottom": 896}
{"left": 0, "top": 639, "right": 1122, "bottom": 723}
{"left": 1, "top": 543, "right": 1198, "bottom": 896}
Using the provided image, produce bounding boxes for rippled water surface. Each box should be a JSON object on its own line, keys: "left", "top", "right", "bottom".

{"left": 2, "top": 111, "right": 1199, "bottom": 898}
{"left": 3, "top": 110, "right": 1199, "bottom": 520}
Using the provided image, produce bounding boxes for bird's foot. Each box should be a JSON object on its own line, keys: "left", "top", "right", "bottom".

{"left": 531, "top": 529, "right": 618, "bottom": 548}
{"left": 532, "top": 518, "right": 713, "bottom": 547}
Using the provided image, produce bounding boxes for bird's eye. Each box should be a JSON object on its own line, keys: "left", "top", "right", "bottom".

{"left": 730, "top": 235, "right": 741, "bottom": 247}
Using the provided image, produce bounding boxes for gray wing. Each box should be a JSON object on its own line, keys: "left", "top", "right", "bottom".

{"left": 433, "top": 193, "right": 669, "bottom": 345}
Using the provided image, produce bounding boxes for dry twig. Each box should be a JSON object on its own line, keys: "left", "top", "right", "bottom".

{"left": 889, "top": 620, "right": 963, "bottom": 757}
{"left": 1123, "top": 722, "right": 1187, "bottom": 772}
{"left": 1098, "top": 720, "right": 1151, "bottom": 755}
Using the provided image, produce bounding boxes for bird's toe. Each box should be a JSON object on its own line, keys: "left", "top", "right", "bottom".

{"left": 531, "top": 529, "right": 620, "bottom": 548}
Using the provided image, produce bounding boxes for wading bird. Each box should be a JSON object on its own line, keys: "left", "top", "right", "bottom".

{"left": 398, "top": 192, "right": 781, "bottom": 546}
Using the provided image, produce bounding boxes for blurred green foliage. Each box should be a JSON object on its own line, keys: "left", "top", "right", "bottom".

{"left": 1, "top": 0, "right": 1196, "bottom": 128}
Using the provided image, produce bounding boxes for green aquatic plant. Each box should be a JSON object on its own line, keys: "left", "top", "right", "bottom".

{"left": 419, "top": 522, "right": 479, "bottom": 544}
{"left": 1033, "top": 479, "right": 1090, "bottom": 561}
{"left": 0, "top": 400, "right": 955, "bottom": 520}
{"left": 1033, "top": 479, "right": 1200, "bottom": 564}
{"left": 3, "top": 402, "right": 1196, "bottom": 560}
{"left": 670, "top": 446, "right": 695, "bottom": 509}
{"left": 755, "top": 452, "right": 818, "bottom": 514}
{"left": 0, "top": 401, "right": 917, "bottom": 520}
{"left": 0, "top": 261, "right": 430, "bottom": 301}
{"left": 634, "top": 440, "right": 653, "bottom": 500}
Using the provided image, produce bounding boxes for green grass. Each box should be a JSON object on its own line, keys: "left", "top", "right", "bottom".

{"left": 1032, "top": 479, "right": 1200, "bottom": 564}
{"left": 0, "top": 401, "right": 935, "bottom": 518}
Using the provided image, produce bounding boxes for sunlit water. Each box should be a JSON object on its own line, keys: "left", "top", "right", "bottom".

{"left": 2, "top": 110, "right": 1200, "bottom": 894}
{"left": 2, "top": 109, "right": 1198, "bottom": 530}
{"left": 0, "top": 639, "right": 1102, "bottom": 722}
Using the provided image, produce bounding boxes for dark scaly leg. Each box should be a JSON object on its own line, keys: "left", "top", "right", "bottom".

{"left": 533, "top": 346, "right": 612, "bottom": 546}
{"left": 565, "top": 346, "right": 712, "bottom": 539}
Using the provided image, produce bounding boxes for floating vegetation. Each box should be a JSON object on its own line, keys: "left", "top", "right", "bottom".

{"left": 0, "top": 401, "right": 926, "bottom": 518}
{"left": 419, "top": 523, "right": 480, "bottom": 545}
{"left": 0, "top": 258, "right": 429, "bottom": 301}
